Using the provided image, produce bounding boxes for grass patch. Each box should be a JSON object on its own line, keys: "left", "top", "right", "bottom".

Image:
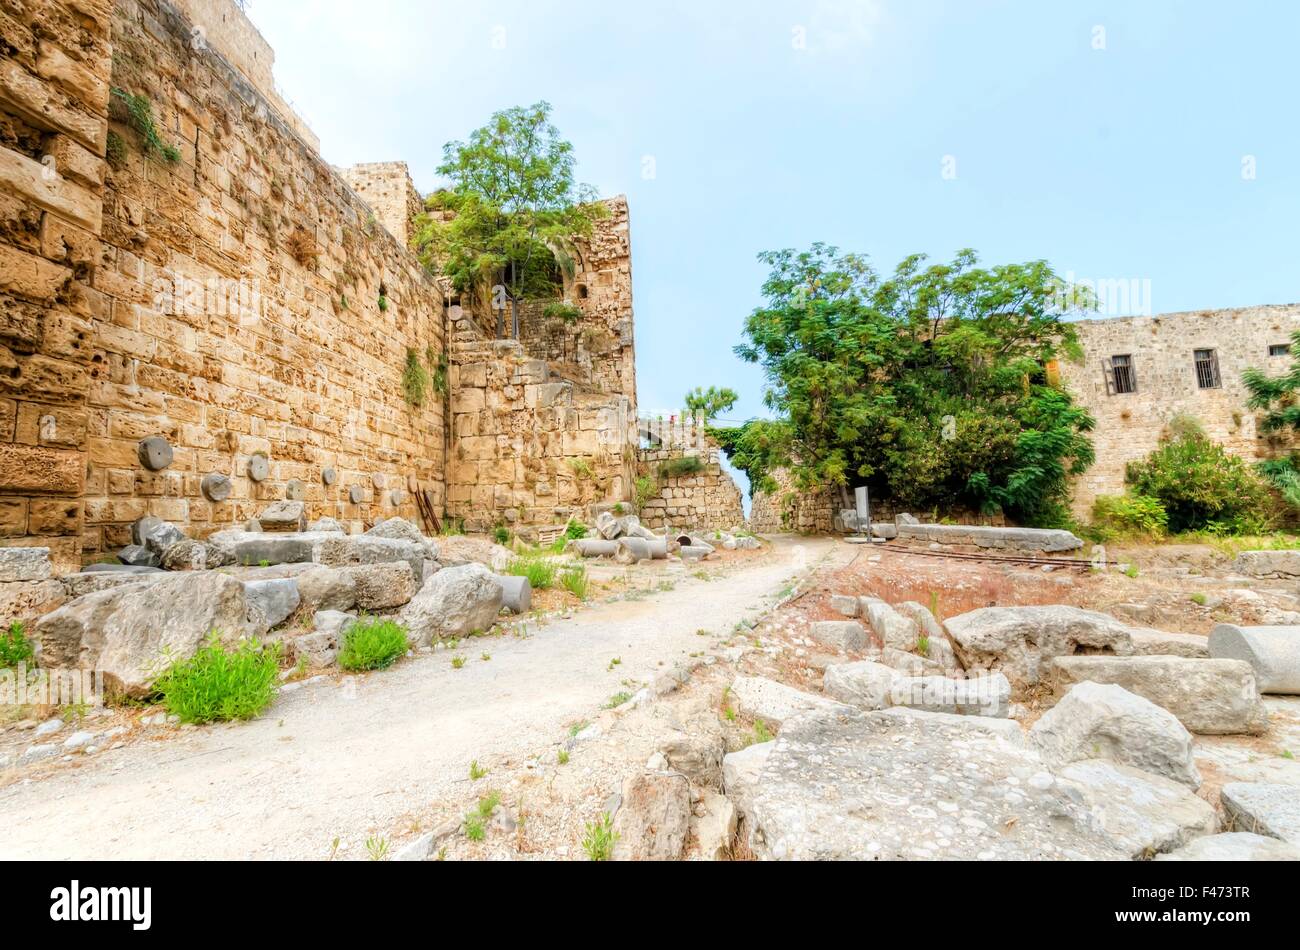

{"left": 658, "top": 456, "right": 705, "bottom": 479}
{"left": 604, "top": 691, "right": 632, "bottom": 709}
{"left": 470, "top": 760, "right": 488, "bottom": 780}
{"left": 749, "top": 719, "right": 773, "bottom": 745}
{"left": 582, "top": 813, "right": 619, "bottom": 861}
{"left": 506, "top": 556, "right": 558, "bottom": 590}
{"left": 0, "top": 622, "right": 33, "bottom": 668}
{"left": 561, "top": 565, "right": 589, "bottom": 599}
{"left": 338, "top": 617, "right": 410, "bottom": 671}
{"left": 1190, "top": 592, "right": 1208, "bottom": 606}
{"left": 451, "top": 655, "right": 465, "bottom": 669}
{"left": 153, "top": 635, "right": 279, "bottom": 724}
{"left": 557, "top": 749, "right": 570, "bottom": 765}
{"left": 464, "top": 790, "right": 501, "bottom": 841}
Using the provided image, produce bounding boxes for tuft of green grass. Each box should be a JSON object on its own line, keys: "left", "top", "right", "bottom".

{"left": 451, "top": 655, "right": 465, "bottom": 669}
{"left": 568, "top": 719, "right": 590, "bottom": 737}
{"left": 507, "top": 555, "right": 558, "bottom": 590}
{"left": 338, "top": 617, "right": 410, "bottom": 672}
{"left": 464, "top": 790, "right": 501, "bottom": 841}
{"left": 401, "top": 347, "right": 430, "bottom": 407}
{"left": 470, "top": 760, "right": 488, "bottom": 780}
{"left": 557, "top": 749, "right": 570, "bottom": 765}
{"left": 366, "top": 836, "right": 389, "bottom": 861}
{"left": 111, "top": 87, "right": 181, "bottom": 162}
{"left": 561, "top": 565, "right": 589, "bottom": 599}
{"left": 480, "top": 652, "right": 491, "bottom": 662}
{"left": 153, "top": 634, "right": 279, "bottom": 724}
{"left": 0, "top": 622, "right": 33, "bottom": 668}
{"left": 1190, "top": 592, "right": 1208, "bottom": 606}
{"left": 1282, "top": 749, "right": 1295, "bottom": 760}
{"left": 604, "top": 691, "right": 632, "bottom": 709}
{"left": 607, "top": 657, "right": 622, "bottom": 672}
{"left": 582, "top": 813, "right": 619, "bottom": 861}
{"left": 915, "top": 635, "right": 931, "bottom": 658}
{"left": 1122, "top": 564, "right": 1140, "bottom": 579}
{"left": 751, "top": 719, "right": 773, "bottom": 744}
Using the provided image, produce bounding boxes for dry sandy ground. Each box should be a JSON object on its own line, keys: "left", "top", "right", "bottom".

{"left": 0, "top": 536, "right": 841, "bottom": 860}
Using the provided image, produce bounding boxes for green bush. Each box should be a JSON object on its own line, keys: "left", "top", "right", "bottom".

{"left": 564, "top": 519, "right": 588, "bottom": 540}
{"left": 154, "top": 635, "right": 280, "bottom": 724}
{"left": 658, "top": 456, "right": 705, "bottom": 479}
{"left": 1126, "top": 431, "right": 1274, "bottom": 534}
{"left": 338, "top": 617, "right": 411, "bottom": 671}
{"left": 1092, "top": 493, "right": 1169, "bottom": 539}
{"left": 0, "top": 622, "right": 33, "bottom": 668}
{"left": 506, "top": 556, "right": 558, "bottom": 590}
{"left": 492, "top": 524, "right": 511, "bottom": 545}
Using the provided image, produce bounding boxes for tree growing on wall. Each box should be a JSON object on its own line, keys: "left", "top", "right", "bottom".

{"left": 723, "top": 244, "right": 1096, "bottom": 526}
{"left": 413, "top": 101, "right": 606, "bottom": 339}
{"left": 684, "top": 386, "right": 738, "bottom": 425}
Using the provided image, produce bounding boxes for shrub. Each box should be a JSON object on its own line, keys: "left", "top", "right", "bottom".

{"left": 0, "top": 622, "right": 33, "bottom": 668}
{"left": 564, "top": 519, "right": 588, "bottom": 540}
{"left": 153, "top": 635, "right": 280, "bottom": 724}
{"left": 1126, "top": 431, "right": 1274, "bottom": 534}
{"left": 507, "top": 556, "right": 557, "bottom": 590}
{"left": 658, "top": 456, "right": 705, "bottom": 479}
{"left": 634, "top": 474, "right": 658, "bottom": 509}
{"left": 111, "top": 87, "right": 181, "bottom": 162}
{"left": 1092, "top": 493, "right": 1169, "bottom": 538}
{"left": 492, "top": 524, "right": 511, "bottom": 545}
{"left": 401, "top": 347, "right": 431, "bottom": 407}
{"left": 338, "top": 617, "right": 410, "bottom": 671}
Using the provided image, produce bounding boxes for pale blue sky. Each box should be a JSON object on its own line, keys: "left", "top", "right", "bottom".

{"left": 248, "top": 0, "right": 1298, "bottom": 436}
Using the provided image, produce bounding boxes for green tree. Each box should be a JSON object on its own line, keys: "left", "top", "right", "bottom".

{"left": 684, "top": 386, "right": 738, "bottom": 424}
{"left": 1244, "top": 331, "right": 1300, "bottom": 433}
{"left": 1125, "top": 428, "right": 1273, "bottom": 533}
{"left": 729, "top": 244, "right": 1095, "bottom": 524}
{"left": 413, "top": 102, "right": 605, "bottom": 339}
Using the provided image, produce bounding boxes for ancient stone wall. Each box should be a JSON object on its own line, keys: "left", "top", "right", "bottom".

{"left": 338, "top": 161, "right": 423, "bottom": 248}
{"left": 516, "top": 197, "right": 636, "bottom": 400}
{"left": 636, "top": 442, "right": 745, "bottom": 533}
{"left": 0, "top": 0, "right": 112, "bottom": 573}
{"left": 167, "top": 0, "right": 318, "bottom": 150}
{"left": 445, "top": 337, "right": 636, "bottom": 533}
{"left": 1063, "top": 304, "right": 1300, "bottom": 519}
{"left": 77, "top": 0, "right": 447, "bottom": 558}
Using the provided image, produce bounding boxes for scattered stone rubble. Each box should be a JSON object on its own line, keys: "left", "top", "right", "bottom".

{"left": 566, "top": 514, "right": 760, "bottom": 563}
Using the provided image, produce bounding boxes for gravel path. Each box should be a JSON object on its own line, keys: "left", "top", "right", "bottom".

{"left": 0, "top": 536, "right": 840, "bottom": 860}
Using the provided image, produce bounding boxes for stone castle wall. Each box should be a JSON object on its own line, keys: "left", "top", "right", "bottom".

{"left": 0, "top": 0, "right": 113, "bottom": 573}
{"left": 338, "top": 161, "right": 423, "bottom": 248}
{"left": 1063, "top": 304, "right": 1300, "bottom": 518}
{"left": 636, "top": 442, "right": 745, "bottom": 533}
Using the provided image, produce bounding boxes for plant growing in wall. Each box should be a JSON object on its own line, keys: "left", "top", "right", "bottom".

{"left": 110, "top": 88, "right": 181, "bottom": 163}
{"left": 544, "top": 301, "right": 583, "bottom": 361}
{"left": 426, "top": 347, "right": 449, "bottom": 396}
{"left": 402, "top": 347, "right": 431, "bottom": 408}
{"left": 412, "top": 101, "right": 607, "bottom": 340}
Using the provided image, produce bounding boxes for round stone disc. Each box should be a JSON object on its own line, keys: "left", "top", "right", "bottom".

{"left": 138, "top": 436, "right": 173, "bottom": 471}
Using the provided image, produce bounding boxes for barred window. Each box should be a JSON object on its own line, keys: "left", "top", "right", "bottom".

{"left": 1110, "top": 354, "right": 1136, "bottom": 394}
{"left": 1194, "top": 349, "right": 1221, "bottom": 389}
{"left": 1270, "top": 343, "right": 1290, "bottom": 357}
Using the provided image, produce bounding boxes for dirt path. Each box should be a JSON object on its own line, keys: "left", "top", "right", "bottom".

{"left": 0, "top": 536, "right": 843, "bottom": 860}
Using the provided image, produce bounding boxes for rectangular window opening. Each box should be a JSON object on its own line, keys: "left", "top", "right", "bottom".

{"left": 1194, "top": 349, "right": 1221, "bottom": 389}
{"left": 1110, "top": 354, "right": 1136, "bottom": 394}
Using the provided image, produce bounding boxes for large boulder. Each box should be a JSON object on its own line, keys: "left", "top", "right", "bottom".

{"left": 1220, "top": 783, "right": 1300, "bottom": 844}
{"left": 0, "top": 547, "right": 51, "bottom": 582}
{"left": 945, "top": 606, "right": 1141, "bottom": 685}
{"left": 1030, "top": 682, "right": 1200, "bottom": 788}
{"left": 1054, "top": 760, "right": 1217, "bottom": 858}
{"left": 399, "top": 563, "right": 504, "bottom": 646}
{"left": 1209, "top": 623, "right": 1300, "bottom": 695}
{"left": 611, "top": 771, "right": 691, "bottom": 861}
{"left": 1234, "top": 549, "right": 1300, "bottom": 578}
{"left": 721, "top": 740, "right": 774, "bottom": 823}
{"left": 435, "top": 536, "right": 513, "bottom": 572}
{"left": 728, "top": 675, "right": 852, "bottom": 728}
{"left": 859, "top": 598, "right": 921, "bottom": 651}
{"left": 313, "top": 535, "right": 425, "bottom": 584}
{"left": 367, "top": 518, "right": 439, "bottom": 561}
{"left": 34, "top": 573, "right": 252, "bottom": 697}
{"left": 257, "top": 500, "right": 307, "bottom": 533}
{"left": 744, "top": 707, "right": 1123, "bottom": 860}
{"left": 808, "top": 620, "right": 867, "bottom": 653}
{"left": 294, "top": 566, "right": 357, "bottom": 613}
{"left": 0, "top": 579, "right": 65, "bottom": 626}
{"left": 1052, "top": 655, "right": 1269, "bottom": 735}
{"left": 825, "top": 661, "right": 1009, "bottom": 717}
{"left": 206, "top": 530, "right": 326, "bottom": 567}
{"left": 244, "top": 578, "right": 301, "bottom": 632}
{"left": 342, "top": 562, "right": 418, "bottom": 610}
{"left": 1156, "top": 832, "right": 1300, "bottom": 861}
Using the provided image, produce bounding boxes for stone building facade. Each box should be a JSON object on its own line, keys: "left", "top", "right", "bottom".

{"left": 1062, "top": 304, "right": 1300, "bottom": 518}
{"left": 0, "top": 0, "right": 642, "bottom": 567}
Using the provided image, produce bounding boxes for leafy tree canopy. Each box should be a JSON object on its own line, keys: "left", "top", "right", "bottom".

{"left": 412, "top": 101, "right": 606, "bottom": 337}
{"left": 684, "top": 386, "right": 738, "bottom": 424}
{"left": 726, "top": 244, "right": 1095, "bottom": 525}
